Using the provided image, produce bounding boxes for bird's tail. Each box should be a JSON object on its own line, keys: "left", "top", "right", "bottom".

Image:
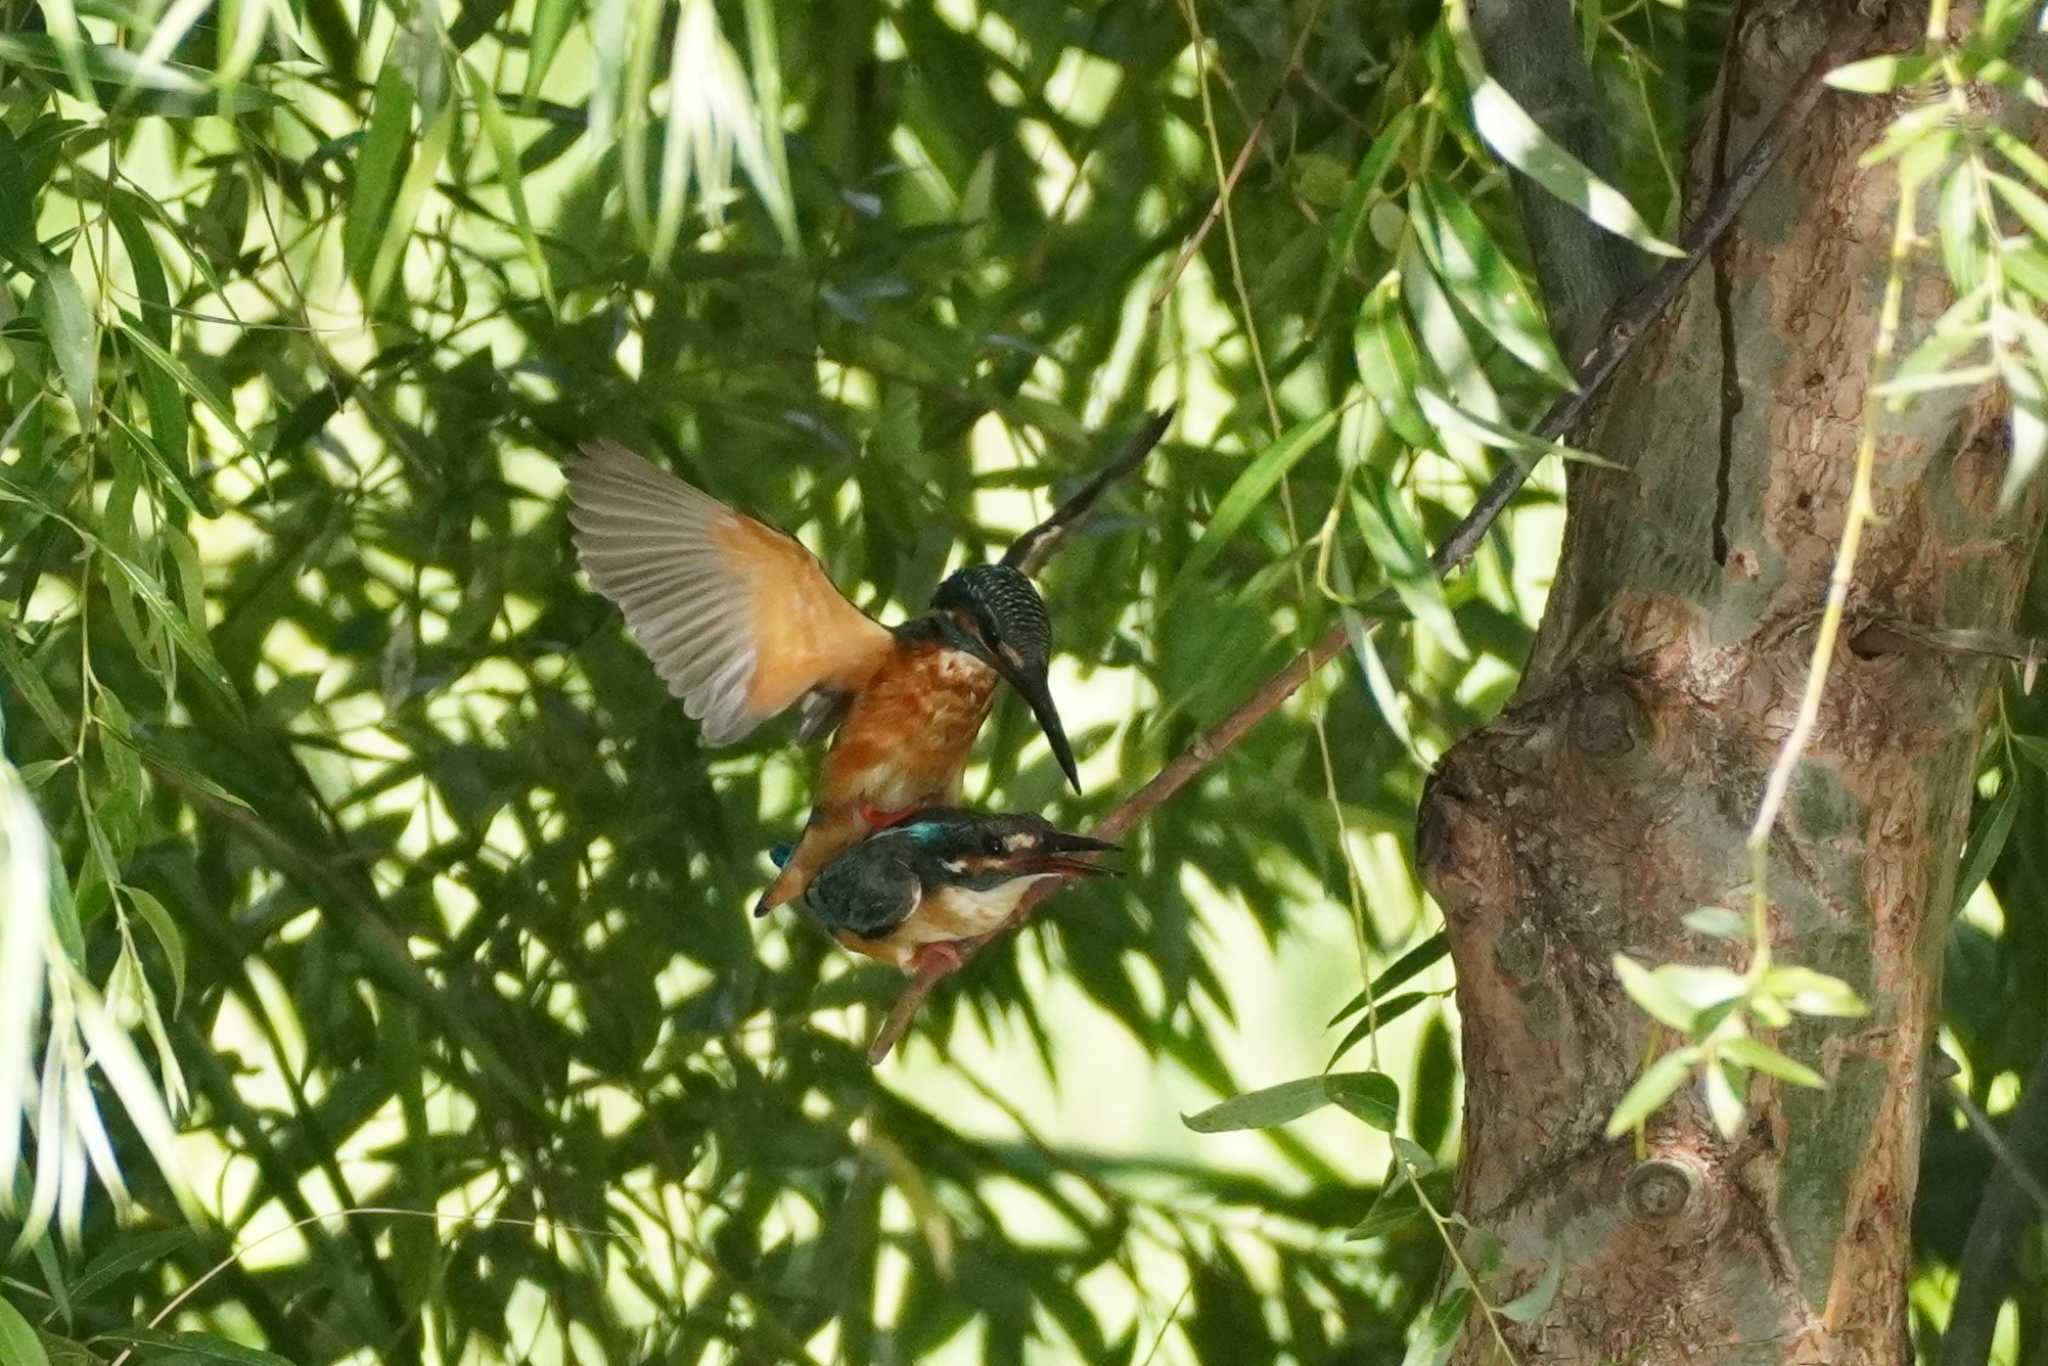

{"left": 754, "top": 807, "right": 867, "bottom": 916}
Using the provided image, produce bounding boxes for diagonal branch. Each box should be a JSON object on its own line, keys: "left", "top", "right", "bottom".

{"left": 865, "top": 20, "right": 1856, "bottom": 1065}
{"left": 1940, "top": 1057, "right": 2048, "bottom": 1366}
{"left": 1003, "top": 409, "right": 1174, "bottom": 576}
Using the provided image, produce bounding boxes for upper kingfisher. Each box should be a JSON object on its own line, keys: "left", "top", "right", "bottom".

{"left": 801, "top": 809, "right": 1117, "bottom": 975}
{"left": 567, "top": 440, "right": 1081, "bottom": 913}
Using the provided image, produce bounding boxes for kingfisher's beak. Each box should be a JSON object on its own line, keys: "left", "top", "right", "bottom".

{"left": 1018, "top": 829, "right": 1119, "bottom": 878}
{"left": 995, "top": 653, "right": 1081, "bottom": 792}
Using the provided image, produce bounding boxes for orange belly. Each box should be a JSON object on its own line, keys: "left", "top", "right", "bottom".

{"left": 756, "top": 642, "right": 998, "bottom": 911}
{"left": 820, "top": 645, "right": 999, "bottom": 808}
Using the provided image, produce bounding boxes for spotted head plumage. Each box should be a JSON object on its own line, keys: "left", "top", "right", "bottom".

{"left": 929, "top": 564, "right": 1075, "bottom": 790}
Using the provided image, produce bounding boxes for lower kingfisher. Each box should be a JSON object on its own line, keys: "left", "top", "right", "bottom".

{"left": 800, "top": 809, "right": 1117, "bottom": 974}
{"left": 566, "top": 440, "right": 1082, "bottom": 913}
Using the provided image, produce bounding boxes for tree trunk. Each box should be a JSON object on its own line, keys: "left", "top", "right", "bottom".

{"left": 1418, "top": 4, "right": 2048, "bottom": 1361}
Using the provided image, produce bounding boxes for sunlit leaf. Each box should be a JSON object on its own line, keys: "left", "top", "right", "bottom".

{"left": 1183, "top": 1071, "right": 1396, "bottom": 1133}
{"left": 1605, "top": 1046, "right": 1700, "bottom": 1136}
{"left": 1721, "top": 1035, "right": 1824, "bottom": 1088}
{"left": 1411, "top": 180, "right": 1575, "bottom": 387}
{"left": 1166, "top": 409, "right": 1340, "bottom": 600}
{"left": 1466, "top": 78, "right": 1682, "bottom": 257}
{"left": 1824, "top": 53, "right": 1935, "bottom": 93}
{"left": 343, "top": 63, "right": 417, "bottom": 292}
{"left": 28, "top": 263, "right": 96, "bottom": 436}
{"left": 1759, "top": 966, "right": 1868, "bottom": 1019}
{"left": 0, "top": 1296, "right": 48, "bottom": 1366}
{"left": 1356, "top": 273, "right": 1437, "bottom": 449}
{"left": 1498, "top": 1254, "right": 1563, "bottom": 1323}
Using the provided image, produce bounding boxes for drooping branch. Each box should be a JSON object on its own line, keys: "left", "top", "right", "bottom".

{"left": 1003, "top": 409, "right": 1174, "bottom": 576}
{"left": 1939, "top": 1052, "right": 2048, "bottom": 1366}
{"left": 864, "top": 23, "right": 1852, "bottom": 1065}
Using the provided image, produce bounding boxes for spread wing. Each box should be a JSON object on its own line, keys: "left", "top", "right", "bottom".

{"left": 567, "top": 440, "right": 894, "bottom": 745}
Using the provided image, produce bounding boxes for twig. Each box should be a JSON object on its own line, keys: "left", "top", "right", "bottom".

{"left": 1003, "top": 409, "right": 1175, "bottom": 576}
{"left": 1941, "top": 1055, "right": 2048, "bottom": 1366}
{"left": 866, "top": 17, "right": 1854, "bottom": 1065}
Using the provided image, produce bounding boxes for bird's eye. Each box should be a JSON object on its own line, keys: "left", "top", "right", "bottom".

{"left": 982, "top": 831, "right": 1005, "bottom": 855}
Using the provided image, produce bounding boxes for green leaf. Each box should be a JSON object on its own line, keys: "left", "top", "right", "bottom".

{"left": 1346, "top": 1180, "right": 1422, "bottom": 1240}
{"left": 523, "top": 0, "right": 576, "bottom": 103}
{"left": 1990, "top": 171, "right": 2048, "bottom": 249}
{"left": 1401, "top": 1288, "right": 1470, "bottom": 1366}
{"left": 1939, "top": 164, "right": 1984, "bottom": 296}
{"left": 0, "top": 631, "right": 73, "bottom": 745}
{"left": 1999, "top": 349, "right": 2048, "bottom": 502}
{"left": 1318, "top": 105, "right": 1417, "bottom": 312}
{"left": 106, "top": 197, "right": 205, "bottom": 512}
{"left": 740, "top": 0, "right": 799, "bottom": 252}
{"left": 1720, "top": 1035, "right": 1824, "bottom": 1088}
{"left": 93, "top": 1329, "right": 293, "bottom": 1364}
{"left": 1611, "top": 953, "right": 1697, "bottom": 1032}
{"left": 1759, "top": 966, "right": 1868, "bottom": 1019}
{"left": 1858, "top": 103, "right": 1953, "bottom": 169}
{"left": 69, "top": 1227, "right": 195, "bottom": 1301}
{"left": 111, "top": 316, "right": 255, "bottom": 459}
{"left": 466, "top": 62, "right": 555, "bottom": 312}
{"left": 365, "top": 98, "right": 456, "bottom": 308}
{"left": 1411, "top": 180, "right": 1575, "bottom": 387}
{"left": 94, "top": 542, "right": 234, "bottom": 703}
{"left": 1326, "top": 990, "right": 1432, "bottom": 1066}
{"left": 1356, "top": 273, "right": 1436, "bottom": 449}
{"left": 1330, "top": 932, "right": 1448, "bottom": 1025}
{"left": 119, "top": 886, "right": 185, "bottom": 1014}
{"left": 1182, "top": 1071, "right": 1392, "bottom": 1133}
{"left": 1605, "top": 1046, "right": 1699, "bottom": 1136}
{"left": 1824, "top": 52, "right": 1935, "bottom": 93}
{"left": 0, "top": 1296, "right": 48, "bottom": 1366}
{"left": 1165, "top": 409, "right": 1339, "bottom": 600}
{"left": 1351, "top": 469, "right": 1467, "bottom": 658}
{"left": 1397, "top": 234, "right": 1504, "bottom": 455}
{"left": 1953, "top": 773, "right": 2019, "bottom": 914}
{"left": 343, "top": 63, "right": 417, "bottom": 291}
{"left": 1328, "top": 1071, "right": 1400, "bottom": 1130}
{"left": 1466, "top": 78, "right": 1682, "bottom": 257}
{"left": 1498, "top": 1254, "right": 1563, "bottom": 1323}
{"left": 1413, "top": 385, "right": 1618, "bottom": 467}
{"left": 1991, "top": 127, "right": 2048, "bottom": 194}
{"left": 0, "top": 124, "right": 42, "bottom": 267}
{"left": 29, "top": 264, "right": 97, "bottom": 435}
{"left": 1682, "top": 907, "right": 1748, "bottom": 941}
{"left": 1393, "top": 1135, "right": 1438, "bottom": 1174}
{"left": 0, "top": 35, "right": 284, "bottom": 114}
{"left": 1703, "top": 1057, "right": 1746, "bottom": 1138}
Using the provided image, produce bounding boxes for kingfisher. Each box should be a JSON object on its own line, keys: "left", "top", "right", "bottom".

{"left": 800, "top": 809, "right": 1117, "bottom": 975}
{"left": 566, "top": 440, "right": 1081, "bottom": 913}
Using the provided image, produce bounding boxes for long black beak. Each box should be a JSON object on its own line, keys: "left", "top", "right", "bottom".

{"left": 994, "top": 656, "right": 1080, "bottom": 792}
{"left": 1019, "top": 829, "right": 1119, "bottom": 878}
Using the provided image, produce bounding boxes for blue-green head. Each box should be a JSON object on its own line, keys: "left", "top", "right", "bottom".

{"left": 889, "top": 808, "right": 1117, "bottom": 890}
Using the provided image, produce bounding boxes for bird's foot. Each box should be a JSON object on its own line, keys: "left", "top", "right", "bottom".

{"left": 859, "top": 800, "right": 919, "bottom": 829}
{"left": 907, "top": 941, "right": 966, "bottom": 978}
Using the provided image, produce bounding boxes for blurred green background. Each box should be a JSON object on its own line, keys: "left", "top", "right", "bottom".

{"left": 0, "top": 0, "right": 2043, "bottom": 1360}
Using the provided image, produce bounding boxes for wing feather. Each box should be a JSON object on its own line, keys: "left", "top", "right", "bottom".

{"left": 568, "top": 440, "right": 894, "bottom": 744}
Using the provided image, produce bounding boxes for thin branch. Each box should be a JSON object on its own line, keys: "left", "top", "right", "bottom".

{"left": 866, "top": 17, "right": 1855, "bottom": 1065}
{"left": 1003, "top": 409, "right": 1175, "bottom": 576}
{"left": 1940, "top": 1058, "right": 2048, "bottom": 1366}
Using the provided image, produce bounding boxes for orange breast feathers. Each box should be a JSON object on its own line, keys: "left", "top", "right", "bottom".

{"left": 819, "top": 642, "right": 999, "bottom": 810}
{"left": 752, "top": 642, "right": 999, "bottom": 914}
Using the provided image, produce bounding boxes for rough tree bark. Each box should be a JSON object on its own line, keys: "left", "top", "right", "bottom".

{"left": 1419, "top": 4, "right": 2048, "bottom": 1362}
